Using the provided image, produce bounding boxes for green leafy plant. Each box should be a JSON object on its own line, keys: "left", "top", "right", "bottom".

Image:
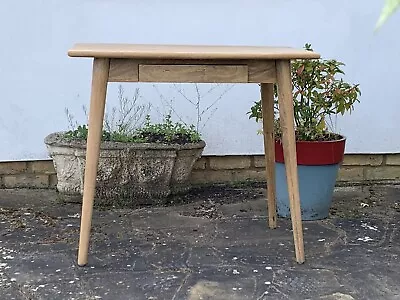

{"left": 376, "top": 0, "right": 400, "bottom": 29}
{"left": 104, "top": 86, "right": 150, "bottom": 137}
{"left": 134, "top": 114, "right": 201, "bottom": 144}
{"left": 248, "top": 43, "right": 361, "bottom": 141}
{"left": 64, "top": 86, "right": 201, "bottom": 145}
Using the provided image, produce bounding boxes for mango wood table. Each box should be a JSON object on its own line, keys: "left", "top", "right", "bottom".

{"left": 68, "top": 43, "right": 320, "bottom": 266}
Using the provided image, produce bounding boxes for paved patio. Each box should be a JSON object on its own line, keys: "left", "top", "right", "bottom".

{"left": 0, "top": 184, "right": 399, "bottom": 300}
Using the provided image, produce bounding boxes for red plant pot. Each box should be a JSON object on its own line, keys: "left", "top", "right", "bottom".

{"left": 274, "top": 136, "right": 346, "bottom": 220}
{"left": 275, "top": 136, "right": 346, "bottom": 166}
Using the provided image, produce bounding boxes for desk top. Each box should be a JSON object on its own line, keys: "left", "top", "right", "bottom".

{"left": 68, "top": 43, "right": 320, "bottom": 60}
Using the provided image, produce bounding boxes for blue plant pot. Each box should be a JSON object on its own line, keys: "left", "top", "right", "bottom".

{"left": 275, "top": 162, "right": 340, "bottom": 220}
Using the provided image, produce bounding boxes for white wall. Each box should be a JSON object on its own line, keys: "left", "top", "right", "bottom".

{"left": 0, "top": 0, "right": 399, "bottom": 161}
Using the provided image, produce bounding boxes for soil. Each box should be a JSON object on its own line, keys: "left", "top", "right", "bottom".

{"left": 166, "top": 183, "right": 400, "bottom": 221}
{"left": 276, "top": 132, "right": 344, "bottom": 142}
{"left": 90, "top": 182, "right": 266, "bottom": 213}
{"left": 166, "top": 182, "right": 266, "bottom": 219}
{"left": 59, "top": 130, "right": 200, "bottom": 145}
{"left": 136, "top": 132, "right": 198, "bottom": 145}
{"left": 56, "top": 178, "right": 400, "bottom": 221}
{"left": 92, "top": 181, "right": 400, "bottom": 221}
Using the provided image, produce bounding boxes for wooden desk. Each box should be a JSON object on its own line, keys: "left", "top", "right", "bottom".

{"left": 68, "top": 43, "right": 320, "bottom": 266}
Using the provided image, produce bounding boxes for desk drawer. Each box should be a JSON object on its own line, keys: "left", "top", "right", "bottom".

{"left": 138, "top": 64, "right": 248, "bottom": 83}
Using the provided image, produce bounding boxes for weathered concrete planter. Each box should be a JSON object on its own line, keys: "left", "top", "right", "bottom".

{"left": 44, "top": 132, "right": 205, "bottom": 205}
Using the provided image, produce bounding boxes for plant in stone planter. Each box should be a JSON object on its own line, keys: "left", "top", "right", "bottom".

{"left": 248, "top": 43, "right": 361, "bottom": 220}
{"left": 45, "top": 86, "right": 205, "bottom": 207}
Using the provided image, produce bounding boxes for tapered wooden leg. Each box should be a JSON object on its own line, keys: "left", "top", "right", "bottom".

{"left": 276, "top": 60, "right": 305, "bottom": 264}
{"left": 261, "top": 83, "right": 277, "bottom": 229}
{"left": 77, "top": 58, "right": 110, "bottom": 267}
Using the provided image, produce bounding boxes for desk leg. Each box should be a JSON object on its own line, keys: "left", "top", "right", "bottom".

{"left": 276, "top": 60, "right": 305, "bottom": 264}
{"left": 261, "top": 83, "right": 277, "bottom": 229}
{"left": 77, "top": 58, "right": 110, "bottom": 266}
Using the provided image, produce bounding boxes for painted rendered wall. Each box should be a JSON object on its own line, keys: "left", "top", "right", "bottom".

{"left": 0, "top": 0, "right": 399, "bottom": 160}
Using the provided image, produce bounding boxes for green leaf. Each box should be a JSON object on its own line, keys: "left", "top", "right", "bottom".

{"left": 376, "top": 0, "right": 400, "bottom": 29}
{"left": 248, "top": 43, "right": 361, "bottom": 141}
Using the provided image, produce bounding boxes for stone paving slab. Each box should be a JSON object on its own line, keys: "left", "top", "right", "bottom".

{"left": 0, "top": 185, "right": 400, "bottom": 299}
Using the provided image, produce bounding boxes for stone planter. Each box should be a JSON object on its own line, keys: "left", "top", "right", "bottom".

{"left": 44, "top": 132, "right": 205, "bottom": 205}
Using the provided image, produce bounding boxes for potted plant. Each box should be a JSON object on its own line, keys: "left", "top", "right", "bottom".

{"left": 248, "top": 43, "right": 361, "bottom": 220}
{"left": 45, "top": 86, "right": 205, "bottom": 207}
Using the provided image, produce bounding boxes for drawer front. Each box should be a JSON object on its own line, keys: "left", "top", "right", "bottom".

{"left": 138, "top": 64, "right": 249, "bottom": 83}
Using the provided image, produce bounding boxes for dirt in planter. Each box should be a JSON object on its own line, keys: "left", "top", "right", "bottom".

{"left": 135, "top": 132, "right": 197, "bottom": 145}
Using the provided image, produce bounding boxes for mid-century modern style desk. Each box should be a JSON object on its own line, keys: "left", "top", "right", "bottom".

{"left": 68, "top": 43, "right": 320, "bottom": 266}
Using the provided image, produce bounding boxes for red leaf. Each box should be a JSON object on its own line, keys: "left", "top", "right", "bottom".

{"left": 297, "top": 65, "right": 305, "bottom": 75}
